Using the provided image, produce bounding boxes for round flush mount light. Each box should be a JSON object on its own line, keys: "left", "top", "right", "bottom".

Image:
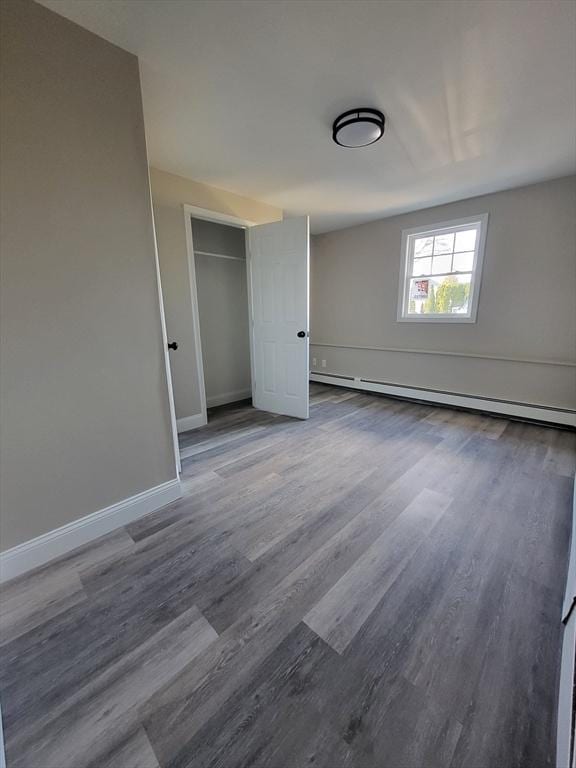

{"left": 332, "top": 108, "right": 385, "bottom": 148}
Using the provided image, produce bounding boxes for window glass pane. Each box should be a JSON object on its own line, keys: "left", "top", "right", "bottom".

{"left": 433, "top": 232, "right": 454, "bottom": 254}
{"left": 413, "top": 236, "right": 433, "bottom": 257}
{"left": 452, "top": 251, "right": 474, "bottom": 272}
{"left": 407, "top": 274, "right": 472, "bottom": 316}
{"left": 411, "top": 257, "right": 431, "bottom": 276}
{"left": 454, "top": 229, "right": 477, "bottom": 252}
{"left": 431, "top": 253, "right": 452, "bottom": 274}
{"left": 407, "top": 277, "right": 431, "bottom": 314}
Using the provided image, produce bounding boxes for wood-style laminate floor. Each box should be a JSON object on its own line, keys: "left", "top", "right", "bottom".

{"left": 1, "top": 383, "right": 575, "bottom": 768}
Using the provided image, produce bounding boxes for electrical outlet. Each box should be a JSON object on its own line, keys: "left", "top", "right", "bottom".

{"left": 321, "top": 359, "right": 326, "bottom": 368}
{"left": 312, "top": 357, "right": 317, "bottom": 367}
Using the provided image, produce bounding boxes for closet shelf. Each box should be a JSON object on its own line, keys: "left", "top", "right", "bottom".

{"left": 194, "top": 249, "right": 245, "bottom": 262}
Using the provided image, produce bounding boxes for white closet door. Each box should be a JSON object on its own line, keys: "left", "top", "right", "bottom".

{"left": 248, "top": 217, "right": 309, "bottom": 419}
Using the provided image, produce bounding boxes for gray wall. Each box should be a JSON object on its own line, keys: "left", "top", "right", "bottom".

{"left": 192, "top": 218, "right": 245, "bottom": 256}
{"left": 193, "top": 220, "right": 251, "bottom": 406}
{"left": 311, "top": 176, "right": 576, "bottom": 410}
{"left": 0, "top": 0, "right": 176, "bottom": 550}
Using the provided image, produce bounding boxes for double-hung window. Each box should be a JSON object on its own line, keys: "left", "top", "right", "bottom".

{"left": 397, "top": 214, "right": 488, "bottom": 322}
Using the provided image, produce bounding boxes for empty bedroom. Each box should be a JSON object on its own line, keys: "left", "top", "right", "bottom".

{"left": 0, "top": 1, "right": 575, "bottom": 767}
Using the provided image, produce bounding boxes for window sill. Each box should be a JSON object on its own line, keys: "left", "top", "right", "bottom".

{"left": 396, "top": 315, "right": 477, "bottom": 324}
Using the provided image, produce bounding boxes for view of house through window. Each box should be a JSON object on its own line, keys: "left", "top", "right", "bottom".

{"left": 398, "top": 216, "right": 487, "bottom": 322}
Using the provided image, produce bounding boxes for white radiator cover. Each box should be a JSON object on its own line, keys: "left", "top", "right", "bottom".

{"left": 310, "top": 372, "right": 576, "bottom": 427}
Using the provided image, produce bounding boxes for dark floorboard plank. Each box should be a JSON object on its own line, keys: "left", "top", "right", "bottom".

{"left": 304, "top": 487, "right": 453, "bottom": 653}
{"left": 0, "top": 567, "right": 86, "bottom": 647}
{"left": 165, "top": 622, "right": 341, "bottom": 768}
{"left": 202, "top": 474, "right": 388, "bottom": 633}
{"left": 544, "top": 428, "right": 576, "bottom": 477}
{"left": 86, "top": 727, "right": 160, "bottom": 768}
{"left": 5, "top": 605, "right": 217, "bottom": 768}
{"left": 449, "top": 569, "right": 561, "bottom": 768}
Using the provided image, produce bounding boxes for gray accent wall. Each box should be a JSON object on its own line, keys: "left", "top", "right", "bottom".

{"left": 310, "top": 176, "right": 576, "bottom": 411}
{"left": 0, "top": 0, "right": 176, "bottom": 550}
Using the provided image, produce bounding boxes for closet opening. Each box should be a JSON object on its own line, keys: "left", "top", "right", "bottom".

{"left": 190, "top": 215, "right": 253, "bottom": 424}
{"left": 174, "top": 206, "right": 309, "bottom": 461}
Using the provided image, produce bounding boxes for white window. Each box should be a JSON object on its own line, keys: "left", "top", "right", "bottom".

{"left": 397, "top": 214, "right": 488, "bottom": 323}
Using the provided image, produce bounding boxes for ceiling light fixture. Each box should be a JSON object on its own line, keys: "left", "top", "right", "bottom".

{"left": 332, "top": 108, "right": 385, "bottom": 148}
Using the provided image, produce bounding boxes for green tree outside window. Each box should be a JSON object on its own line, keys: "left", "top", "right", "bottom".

{"left": 435, "top": 276, "right": 470, "bottom": 313}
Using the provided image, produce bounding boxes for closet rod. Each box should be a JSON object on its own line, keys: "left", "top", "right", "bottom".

{"left": 194, "top": 249, "right": 245, "bottom": 262}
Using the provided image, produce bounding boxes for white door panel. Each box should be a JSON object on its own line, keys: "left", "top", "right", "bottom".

{"left": 248, "top": 217, "right": 309, "bottom": 419}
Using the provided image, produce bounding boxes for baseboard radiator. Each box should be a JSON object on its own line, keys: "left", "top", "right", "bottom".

{"left": 310, "top": 371, "right": 575, "bottom": 428}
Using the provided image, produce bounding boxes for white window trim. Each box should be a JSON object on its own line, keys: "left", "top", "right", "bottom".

{"left": 397, "top": 213, "right": 488, "bottom": 323}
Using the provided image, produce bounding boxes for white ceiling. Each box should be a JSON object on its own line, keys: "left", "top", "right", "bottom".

{"left": 39, "top": 0, "right": 576, "bottom": 233}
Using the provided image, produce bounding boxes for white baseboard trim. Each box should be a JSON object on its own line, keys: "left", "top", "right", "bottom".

{"left": 310, "top": 372, "right": 576, "bottom": 427}
{"left": 177, "top": 413, "right": 207, "bottom": 433}
{"left": 206, "top": 389, "right": 252, "bottom": 409}
{"left": 0, "top": 478, "right": 182, "bottom": 584}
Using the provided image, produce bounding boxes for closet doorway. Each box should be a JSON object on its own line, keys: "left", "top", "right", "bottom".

{"left": 184, "top": 208, "right": 254, "bottom": 425}
{"left": 180, "top": 205, "right": 310, "bottom": 433}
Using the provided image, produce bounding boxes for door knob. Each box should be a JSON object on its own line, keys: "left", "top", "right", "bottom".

{"left": 168, "top": 341, "right": 178, "bottom": 350}
{"left": 297, "top": 331, "right": 306, "bottom": 338}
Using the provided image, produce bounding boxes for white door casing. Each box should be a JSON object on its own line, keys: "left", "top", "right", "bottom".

{"left": 248, "top": 217, "right": 310, "bottom": 419}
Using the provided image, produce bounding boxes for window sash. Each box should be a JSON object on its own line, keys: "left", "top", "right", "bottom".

{"left": 408, "top": 269, "right": 473, "bottom": 281}
{"left": 405, "top": 273, "right": 473, "bottom": 316}
{"left": 413, "top": 250, "right": 476, "bottom": 257}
